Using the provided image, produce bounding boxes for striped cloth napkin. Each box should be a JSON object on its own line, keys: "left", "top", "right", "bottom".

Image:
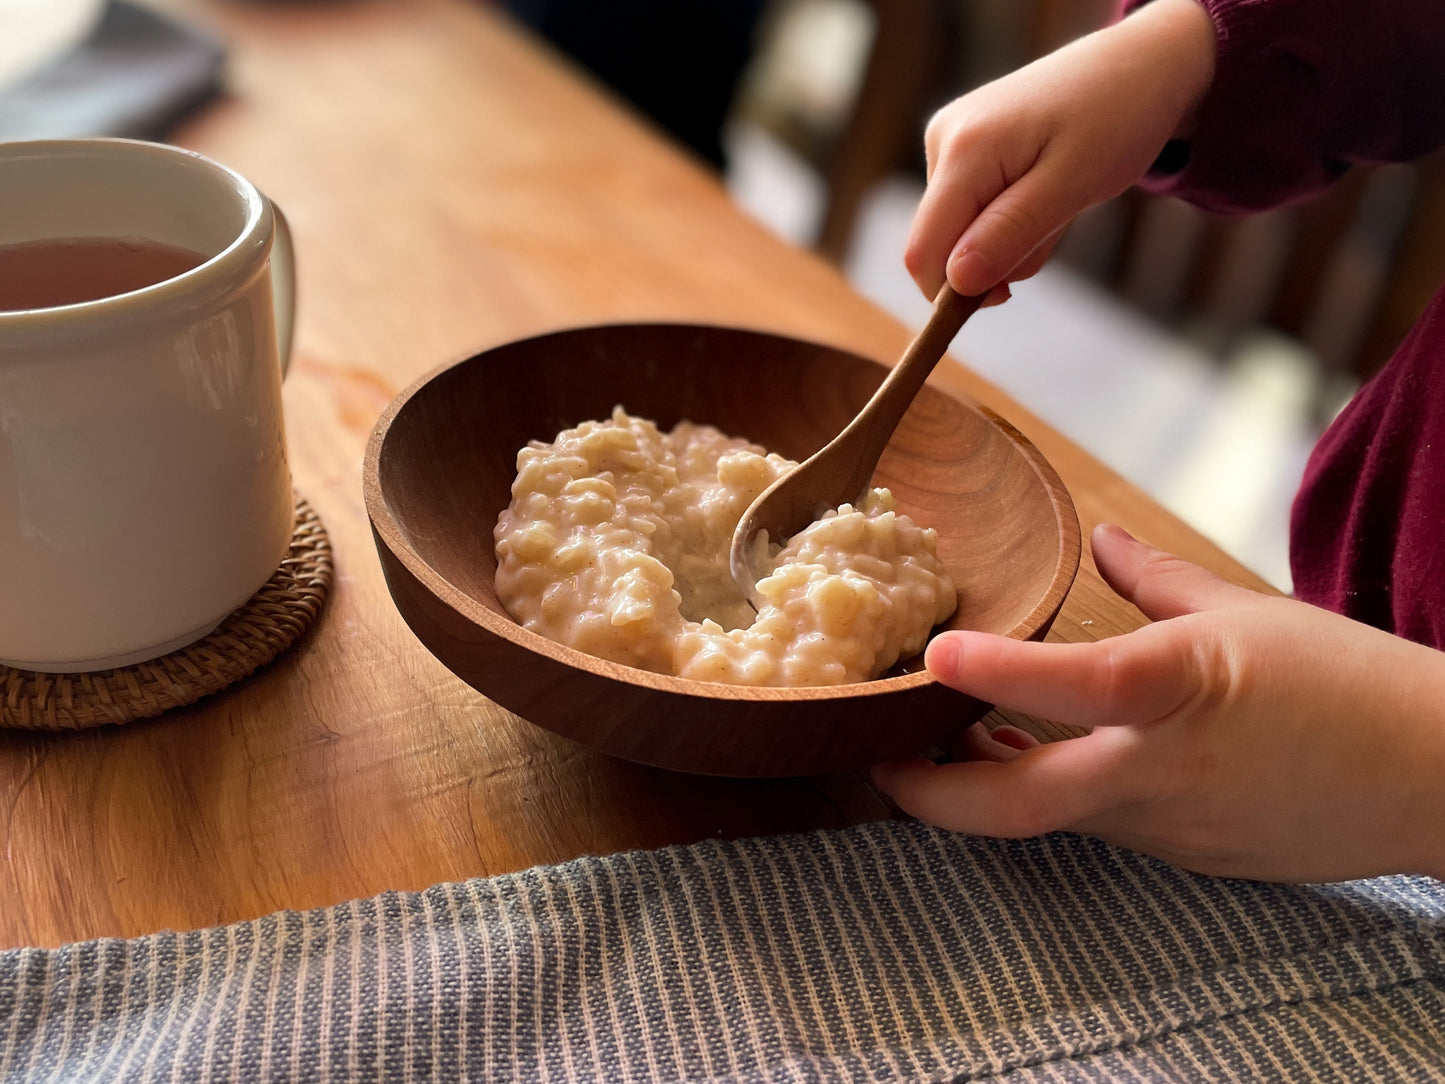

{"left": 1, "top": 821, "right": 1442, "bottom": 1082}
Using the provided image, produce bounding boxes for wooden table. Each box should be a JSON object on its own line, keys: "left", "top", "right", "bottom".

{"left": 0, "top": 0, "right": 1268, "bottom": 950}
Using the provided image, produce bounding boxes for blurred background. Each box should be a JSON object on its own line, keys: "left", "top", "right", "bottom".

{"left": 6, "top": 0, "right": 1445, "bottom": 592}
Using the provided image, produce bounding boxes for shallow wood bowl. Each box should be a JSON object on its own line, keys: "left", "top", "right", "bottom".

{"left": 364, "top": 323, "right": 1080, "bottom": 777}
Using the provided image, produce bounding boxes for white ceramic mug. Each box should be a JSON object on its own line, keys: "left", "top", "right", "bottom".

{"left": 0, "top": 138, "right": 296, "bottom": 673}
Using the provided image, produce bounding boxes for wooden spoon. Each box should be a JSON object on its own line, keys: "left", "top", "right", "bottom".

{"left": 729, "top": 283, "right": 986, "bottom": 609}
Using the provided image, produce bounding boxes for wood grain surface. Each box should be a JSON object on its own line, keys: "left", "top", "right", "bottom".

{"left": 0, "top": 0, "right": 1272, "bottom": 950}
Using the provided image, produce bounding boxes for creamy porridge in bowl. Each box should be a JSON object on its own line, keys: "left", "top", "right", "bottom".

{"left": 364, "top": 322, "right": 1080, "bottom": 776}
{"left": 494, "top": 408, "right": 958, "bottom": 687}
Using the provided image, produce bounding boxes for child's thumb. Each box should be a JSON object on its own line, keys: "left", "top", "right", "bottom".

{"left": 947, "top": 169, "right": 1085, "bottom": 296}
{"left": 1091, "top": 523, "right": 1274, "bottom": 621}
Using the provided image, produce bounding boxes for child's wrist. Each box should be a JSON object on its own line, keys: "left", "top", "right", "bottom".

{"left": 1118, "top": 0, "right": 1218, "bottom": 139}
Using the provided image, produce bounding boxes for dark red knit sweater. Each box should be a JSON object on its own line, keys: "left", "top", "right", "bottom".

{"left": 1124, "top": 0, "right": 1445, "bottom": 647}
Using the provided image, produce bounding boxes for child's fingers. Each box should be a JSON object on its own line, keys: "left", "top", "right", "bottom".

{"left": 978, "top": 283, "right": 1013, "bottom": 309}
{"left": 990, "top": 725, "right": 1041, "bottom": 752}
{"left": 961, "top": 231, "right": 1062, "bottom": 308}
{"left": 1001, "top": 228, "right": 1065, "bottom": 285}
{"left": 950, "top": 721, "right": 1037, "bottom": 763}
{"left": 924, "top": 625, "right": 1199, "bottom": 730}
{"left": 945, "top": 164, "right": 1090, "bottom": 296}
{"left": 905, "top": 157, "right": 995, "bottom": 298}
{"left": 1091, "top": 523, "right": 1274, "bottom": 620}
{"left": 872, "top": 730, "right": 1133, "bottom": 838}
{"left": 908, "top": 113, "right": 1059, "bottom": 297}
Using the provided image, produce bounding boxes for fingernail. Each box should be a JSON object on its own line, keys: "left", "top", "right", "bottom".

{"left": 925, "top": 634, "right": 960, "bottom": 680}
{"left": 947, "top": 249, "right": 991, "bottom": 296}
{"left": 990, "top": 726, "right": 1037, "bottom": 752}
{"left": 1093, "top": 522, "right": 1137, "bottom": 546}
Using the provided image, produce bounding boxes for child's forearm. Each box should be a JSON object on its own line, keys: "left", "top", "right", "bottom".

{"left": 1376, "top": 644, "right": 1445, "bottom": 880}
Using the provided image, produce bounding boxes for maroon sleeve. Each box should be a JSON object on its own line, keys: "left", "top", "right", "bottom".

{"left": 1121, "top": 0, "right": 1445, "bottom": 213}
{"left": 1289, "top": 288, "right": 1445, "bottom": 648}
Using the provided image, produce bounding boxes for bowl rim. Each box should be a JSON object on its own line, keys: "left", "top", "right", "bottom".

{"left": 362, "top": 321, "right": 1082, "bottom": 701}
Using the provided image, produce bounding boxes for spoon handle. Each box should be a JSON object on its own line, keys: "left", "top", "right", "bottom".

{"left": 728, "top": 283, "right": 986, "bottom": 610}
{"left": 827, "top": 283, "right": 986, "bottom": 504}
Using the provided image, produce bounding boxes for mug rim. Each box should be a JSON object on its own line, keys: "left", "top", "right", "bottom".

{"left": 0, "top": 138, "right": 272, "bottom": 335}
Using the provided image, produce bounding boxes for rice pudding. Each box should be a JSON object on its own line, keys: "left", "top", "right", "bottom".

{"left": 494, "top": 408, "right": 957, "bottom": 686}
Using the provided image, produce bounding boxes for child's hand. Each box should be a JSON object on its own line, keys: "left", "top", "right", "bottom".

{"left": 872, "top": 524, "right": 1445, "bottom": 883}
{"left": 906, "top": 0, "right": 1217, "bottom": 300}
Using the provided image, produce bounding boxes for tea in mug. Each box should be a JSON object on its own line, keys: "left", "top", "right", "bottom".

{"left": 0, "top": 236, "right": 206, "bottom": 312}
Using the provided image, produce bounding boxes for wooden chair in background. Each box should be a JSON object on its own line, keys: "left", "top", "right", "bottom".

{"left": 1055, "top": 151, "right": 1445, "bottom": 410}
{"left": 750, "top": 0, "right": 1445, "bottom": 409}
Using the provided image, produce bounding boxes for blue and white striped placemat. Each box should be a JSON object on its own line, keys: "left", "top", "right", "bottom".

{"left": 2, "top": 820, "right": 1442, "bottom": 1081}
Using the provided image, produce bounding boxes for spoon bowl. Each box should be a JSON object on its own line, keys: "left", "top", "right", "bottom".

{"left": 730, "top": 286, "right": 985, "bottom": 606}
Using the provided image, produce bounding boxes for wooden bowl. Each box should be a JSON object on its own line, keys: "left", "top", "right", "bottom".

{"left": 364, "top": 323, "right": 1080, "bottom": 777}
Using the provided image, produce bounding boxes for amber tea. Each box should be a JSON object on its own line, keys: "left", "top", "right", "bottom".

{"left": 0, "top": 236, "right": 206, "bottom": 312}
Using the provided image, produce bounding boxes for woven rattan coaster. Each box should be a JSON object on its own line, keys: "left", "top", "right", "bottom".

{"left": 1, "top": 495, "right": 332, "bottom": 730}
